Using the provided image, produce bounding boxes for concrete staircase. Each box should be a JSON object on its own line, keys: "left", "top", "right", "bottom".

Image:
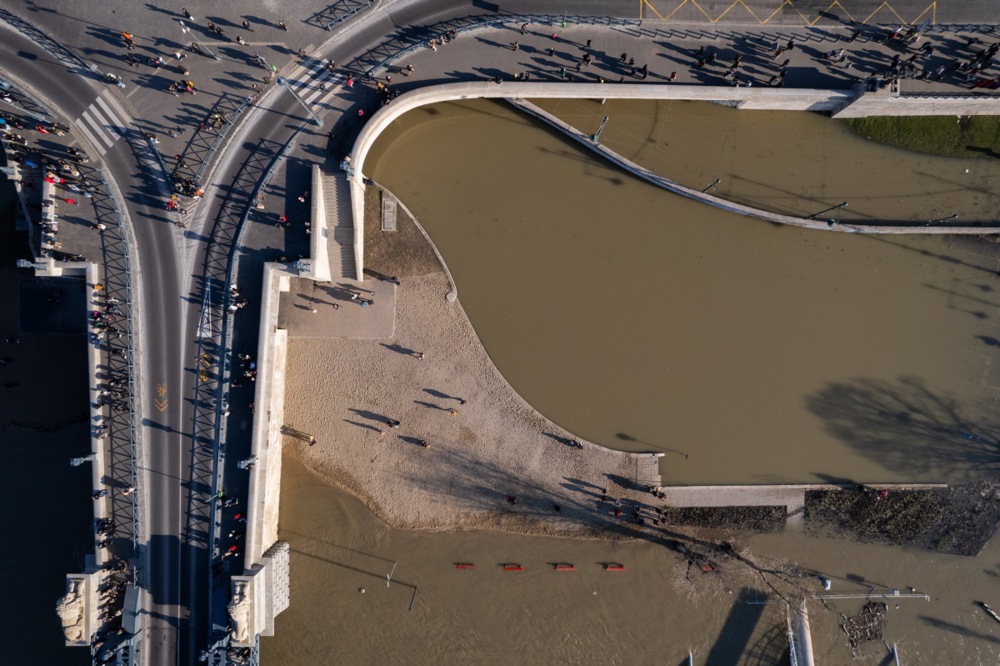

{"left": 321, "top": 172, "right": 356, "bottom": 280}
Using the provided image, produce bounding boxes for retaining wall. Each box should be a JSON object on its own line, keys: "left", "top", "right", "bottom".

{"left": 244, "top": 264, "right": 291, "bottom": 567}
{"left": 350, "top": 83, "right": 1000, "bottom": 277}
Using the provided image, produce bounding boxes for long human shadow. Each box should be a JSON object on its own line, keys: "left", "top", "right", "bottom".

{"left": 804, "top": 375, "right": 1000, "bottom": 481}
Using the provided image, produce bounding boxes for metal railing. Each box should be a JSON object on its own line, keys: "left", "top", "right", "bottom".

{"left": 188, "top": 135, "right": 292, "bottom": 666}
{"left": 306, "top": 0, "right": 374, "bottom": 32}
{"left": 354, "top": 13, "right": 640, "bottom": 76}
{"left": 194, "top": 95, "right": 256, "bottom": 185}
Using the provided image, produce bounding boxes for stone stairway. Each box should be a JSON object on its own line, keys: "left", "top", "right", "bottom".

{"left": 321, "top": 172, "right": 356, "bottom": 280}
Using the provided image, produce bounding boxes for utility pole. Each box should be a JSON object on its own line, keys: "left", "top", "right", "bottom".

{"left": 589, "top": 115, "right": 609, "bottom": 143}
{"left": 805, "top": 201, "right": 848, "bottom": 220}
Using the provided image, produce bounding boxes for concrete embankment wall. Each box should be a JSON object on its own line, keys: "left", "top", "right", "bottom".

{"left": 349, "top": 83, "right": 1000, "bottom": 275}
{"left": 835, "top": 91, "right": 1000, "bottom": 118}
{"left": 348, "top": 82, "right": 860, "bottom": 278}
{"left": 510, "top": 98, "right": 1000, "bottom": 235}
{"left": 309, "top": 165, "right": 331, "bottom": 282}
{"left": 244, "top": 264, "right": 290, "bottom": 567}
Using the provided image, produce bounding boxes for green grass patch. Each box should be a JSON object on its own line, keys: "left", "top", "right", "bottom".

{"left": 841, "top": 116, "right": 1000, "bottom": 158}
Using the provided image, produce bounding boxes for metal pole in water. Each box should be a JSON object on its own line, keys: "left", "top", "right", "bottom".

{"left": 386, "top": 561, "right": 397, "bottom": 588}
{"left": 805, "top": 201, "right": 848, "bottom": 220}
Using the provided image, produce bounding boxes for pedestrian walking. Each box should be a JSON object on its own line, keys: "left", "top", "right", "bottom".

{"left": 511, "top": 41, "right": 519, "bottom": 51}
{"left": 449, "top": 408, "right": 458, "bottom": 417}
{"left": 520, "top": 23, "right": 528, "bottom": 35}
{"left": 278, "top": 18, "right": 287, "bottom": 31}
{"left": 242, "top": 20, "right": 251, "bottom": 31}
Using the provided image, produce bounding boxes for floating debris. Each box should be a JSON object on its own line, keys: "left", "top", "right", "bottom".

{"left": 842, "top": 601, "right": 887, "bottom": 650}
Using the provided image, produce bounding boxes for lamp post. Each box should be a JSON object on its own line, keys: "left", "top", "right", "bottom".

{"left": 71, "top": 454, "right": 96, "bottom": 467}
{"left": 276, "top": 76, "right": 322, "bottom": 126}
{"left": 805, "top": 201, "right": 848, "bottom": 220}
{"left": 179, "top": 21, "right": 218, "bottom": 60}
{"left": 589, "top": 115, "right": 609, "bottom": 143}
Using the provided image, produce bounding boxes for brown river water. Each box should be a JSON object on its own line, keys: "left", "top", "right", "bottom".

{"left": 261, "top": 101, "right": 1000, "bottom": 663}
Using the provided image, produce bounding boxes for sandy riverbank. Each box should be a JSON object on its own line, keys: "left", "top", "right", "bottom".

{"left": 282, "top": 191, "right": 661, "bottom": 539}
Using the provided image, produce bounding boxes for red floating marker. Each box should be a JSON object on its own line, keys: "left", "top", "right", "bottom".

{"left": 502, "top": 564, "right": 523, "bottom": 571}
{"left": 455, "top": 563, "right": 476, "bottom": 570}
{"left": 604, "top": 564, "right": 626, "bottom": 572}
{"left": 554, "top": 564, "right": 576, "bottom": 571}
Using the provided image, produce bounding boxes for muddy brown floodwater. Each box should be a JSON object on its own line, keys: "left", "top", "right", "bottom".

{"left": 260, "top": 100, "right": 1000, "bottom": 664}
{"left": 365, "top": 99, "right": 1000, "bottom": 486}
{"left": 263, "top": 457, "right": 1000, "bottom": 665}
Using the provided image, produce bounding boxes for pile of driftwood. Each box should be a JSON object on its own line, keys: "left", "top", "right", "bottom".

{"left": 842, "top": 602, "right": 887, "bottom": 649}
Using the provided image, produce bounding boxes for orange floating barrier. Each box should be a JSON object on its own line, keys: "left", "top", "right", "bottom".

{"left": 554, "top": 564, "right": 576, "bottom": 571}
{"left": 604, "top": 564, "right": 626, "bottom": 571}
{"left": 502, "top": 564, "right": 523, "bottom": 571}
{"left": 455, "top": 563, "right": 476, "bottom": 570}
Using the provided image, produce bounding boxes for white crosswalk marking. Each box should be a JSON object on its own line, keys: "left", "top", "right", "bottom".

{"left": 80, "top": 109, "right": 114, "bottom": 149}
{"left": 74, "top": 92, "right": 129, "bottom": 155}
{"left": 281, "top": 58, "right": 345, "bottom": 109}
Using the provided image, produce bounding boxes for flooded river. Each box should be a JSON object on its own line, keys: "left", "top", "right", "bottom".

{"left": 260, "top": 100, "right": 1000, "bottom": 664}
{"left": 365, "top": 99, "right": 1000, "bottom": 486}
{"left": 262, "top": 456, "right": 1000, "bottom": 664}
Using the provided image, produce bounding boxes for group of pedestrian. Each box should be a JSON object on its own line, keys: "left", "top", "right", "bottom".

{"left": 237, "top": 352, "right": 257, "bottom": 382}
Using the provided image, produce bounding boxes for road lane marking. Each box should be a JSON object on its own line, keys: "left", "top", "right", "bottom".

{"left": 154, "top": 382, "right": 168, "bottom": 412}
{"left": 80, "top": 109, "right": 114, "bottom": 149}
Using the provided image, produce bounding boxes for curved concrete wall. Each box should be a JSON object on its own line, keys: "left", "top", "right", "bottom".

{"left": 348, "top": 82, "right": 859, "bottom": 278}
{"left": 349, "top": 82, "right": 1000, "bottom": 278}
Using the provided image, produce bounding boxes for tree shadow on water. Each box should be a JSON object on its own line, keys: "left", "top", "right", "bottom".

{"left": 805, "top": 375, "right": 1000, "bottom": 482}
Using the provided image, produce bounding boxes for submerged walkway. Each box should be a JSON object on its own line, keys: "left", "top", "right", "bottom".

{"left": 663, "top": 483, "right": 948, "bottom": 530}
